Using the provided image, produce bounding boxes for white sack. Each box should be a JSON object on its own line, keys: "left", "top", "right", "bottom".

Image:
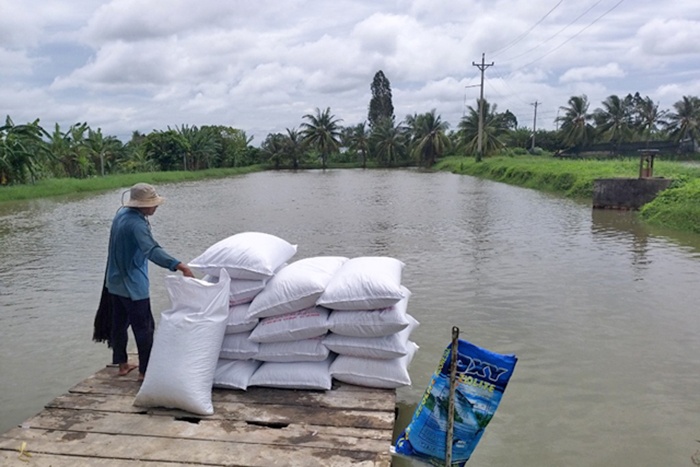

{"left": 203, "top": 274, "right": 269, "bottom": 306}
{"left": 248, "top": 306, "right": 330, "bottom": 343}
{"left": 330, "top": 341, "right": 418, "bottom": 388}
{"left": 213, "top": 359, "right": 261, "bottom": 390}
{"left": 248, "top": 356, "right": 335, "bottom": 390}
{"left": 327, "top": 287, "right": 412, "bottom": 337}
{"left": 255, "top": 337, "right": 330, "bottom": 362}
{"left": 246, "top": 256, "right": 348, "bottom": 319}
{"left": 220, "top": 331, "right": 259, "bottom": 360}
{"left": 323, "top": 314, "right": 419, "bottom": 359}
{"left": 316, "top": 256, "right": 406, "bottom": 310}
{"left": 133, "top": 269, "right": 231, "bottom": 416}
{"left": 189, "top": 232, "right": 297, "bottom": 280}
{"left": 226, "top": 303, "right": 258, "bottom": 334}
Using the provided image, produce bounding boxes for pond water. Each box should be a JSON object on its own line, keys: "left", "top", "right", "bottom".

{"left": 1, "top": 169, "right": 699, "bottom": 466}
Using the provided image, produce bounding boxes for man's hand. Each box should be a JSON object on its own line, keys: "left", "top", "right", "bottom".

{"left": 176, "top": 262, "right": 195, "bottom": 278}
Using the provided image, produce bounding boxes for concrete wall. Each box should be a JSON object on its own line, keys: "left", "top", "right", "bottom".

{"left": 592, "top": 178, "right": 673, "bottom": 210}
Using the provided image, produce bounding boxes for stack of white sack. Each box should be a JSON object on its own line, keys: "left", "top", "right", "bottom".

{"left": 243, "top": 256, "right": 349, "bottom": 390}
{"left": 319, "top": 256, "right": 419, "bottom": 389}
{"left": 185, "top": 238, "right": 419, "bottom": 393}
{"left": 187, "top": 232, "right": 298, "bottom": 391}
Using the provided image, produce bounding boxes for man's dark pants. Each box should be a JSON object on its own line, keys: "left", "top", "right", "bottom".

{"left": 110, "top": 294, "right": 154, "bottom": 376}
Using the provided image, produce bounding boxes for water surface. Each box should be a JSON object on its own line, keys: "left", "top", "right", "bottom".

{"left": 1, "top": 169, "right": 699, "bottom": 466}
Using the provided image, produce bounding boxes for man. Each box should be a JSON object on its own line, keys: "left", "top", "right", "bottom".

{"left": 106, "top": 183, "right": 194, "bottom": 381}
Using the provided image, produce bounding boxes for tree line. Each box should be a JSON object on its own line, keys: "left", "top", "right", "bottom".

{"left": 2, "top": 70, "right": 700, "bottom": 186}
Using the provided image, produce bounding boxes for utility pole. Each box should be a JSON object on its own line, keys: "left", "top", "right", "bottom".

{"left": 472, "top": 53, "right": 494, "bottom": 162}
{"left": 530, "top": 101, "right": 539, "bottom": 152}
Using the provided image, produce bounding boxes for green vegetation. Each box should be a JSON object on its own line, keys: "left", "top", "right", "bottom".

{"left": 3, "top": 70, "right": 700, "bottom": 233}
{"left": 436, "top": 155, "right": 700, "bottom": 233}
{"left": 0, "top": 166, "right": 262, "bottom": 203}
{"left": 639, "top": 178, "right": 700, "bottom": 233}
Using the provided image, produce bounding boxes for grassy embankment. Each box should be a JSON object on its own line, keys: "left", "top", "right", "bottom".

{"left": 435, "top": 155, "right": 700, "bottom": 234}
{"left": 3, "top": 157, "right": 700, "bottom": 234}
{"left": 0, "top": 165, "right": 264, "bottom": 204}
{"left": 0, "top": 160, "right": 400, "bottom": 204}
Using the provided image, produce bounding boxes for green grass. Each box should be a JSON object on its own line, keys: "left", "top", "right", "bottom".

{"left": 0, "top": 166, "right": 264, "bottom": 203}
{"left": 4, "top": 157, "right": 700, "bottom": 234}
{"left": 639, "top": 177, "right": 700, "bottom": 233}
{"left": 436, "top": 155, "right": 700, "bottom": 234}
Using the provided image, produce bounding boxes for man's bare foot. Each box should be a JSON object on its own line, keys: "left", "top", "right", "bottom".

{"left": 118, "top": 363, "right": 138, "bottom": 376}
{"left": 137, "top": 372, "right": 145, "bottom": 382}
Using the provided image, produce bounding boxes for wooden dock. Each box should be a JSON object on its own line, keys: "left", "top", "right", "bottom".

{"left": 0, "top": 364, "right": 398, "bottom": 466}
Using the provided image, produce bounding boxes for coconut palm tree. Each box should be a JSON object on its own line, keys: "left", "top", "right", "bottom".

{"left": 300, "top": 107, "right": 342, "bottom": 169}
{"left": 665, "top": 95, "right": 700, "bottom": 149}
{"left": 284, "top": 128, "right": 304, "bottom": 170}
{"left": 593, "top": 94, "right": 634, "bottom": 151}
{"left": 347, "top": 122, "right": 370, "bottom": 168}
{"left": 370, "top": 118, "right": 406, "bottom": 167}
{"left": 408, "top": 110, "right": 451, "bottom": 167}
{"left": 556, "top": 95, "right": 594, "bottom": 151}
{"left": 458, "top": 99, "right": 509, "bottom": 156}
{"left": 260, "top": 133, "right": 287, "bottom": 170}
{"left": 631, "top": 93, "right": 667, "bottom": 142}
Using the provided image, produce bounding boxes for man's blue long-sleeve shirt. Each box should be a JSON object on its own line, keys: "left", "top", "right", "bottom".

{"left": 106, "top": 207, "right": 180, "bottom": 300}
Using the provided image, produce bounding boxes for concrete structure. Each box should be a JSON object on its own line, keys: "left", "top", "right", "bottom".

{"left": 592, "top": 177, "right": 673, "bottom": 210}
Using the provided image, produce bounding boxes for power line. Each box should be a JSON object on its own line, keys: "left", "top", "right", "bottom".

{"left": 500, "top": 0, "right": 605, "bottom": 63}
{"left": 514, "top": 0, "right": 626, "bottom": 72}
{"left": 490, "top": 0, "right": 564, "bottom": 58}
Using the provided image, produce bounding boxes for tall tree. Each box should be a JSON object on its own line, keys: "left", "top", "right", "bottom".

{"left": 85, "top": 128, "right": 123, "bottom": 176}
{"left": 593, "top": 94, "right": 634, "bottom": 151}
{"left": 143, "top": 130, "right": 188, "bottom": 171}
{"left": 347, "top": 122, "right": 370, "bottom": 168}
{"left": 407, "top": 110, "right": 451, "bottom": 167}
{"left": 173, "top": 124, "right": 221, "bottom": 170}
{"left": 631, "top": 93, "right": 666, "bottom": 142}
{"left": 458, "top": 99, "right": 510, "bottom": 156}
{"left": 665, "top": 95, "right": 700, "bottom": 148}
{"left": 368, "top": 71, "right": 394, "bottom": 129}
{"left": 284, "top": 128, "right": 304, "bottom": 170}
{"left": 206, "top": 126, "right": 253, "bottom": 168}
{"left": 0, "top": 116, "right": 48, "bottom": 184}
{"left": 46, "top": 122, "right": 91, "bottom": 178}
{"left": 260, "top": 133, "right": 287, "bottom": 170}
{"left": 300, "top": 107, "right": 342, "bottom": 169}
{"left": 556, "top": 95, "right": 594, "bottom": 151}
{"left": 370, "top": 118, "right": 406, "bottom": 167}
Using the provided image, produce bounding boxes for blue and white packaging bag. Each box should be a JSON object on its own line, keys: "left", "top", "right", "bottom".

{"left": 394, "top": 339, "right": 517, "bottom": 466}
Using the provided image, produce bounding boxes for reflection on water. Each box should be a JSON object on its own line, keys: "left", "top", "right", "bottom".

{"left": 1, "top": 170, "right": 700, "bottom": 467}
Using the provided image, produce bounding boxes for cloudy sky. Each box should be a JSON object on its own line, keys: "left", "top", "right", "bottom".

{"left": 2, "top": 0, "right": 699, "bottom": 145}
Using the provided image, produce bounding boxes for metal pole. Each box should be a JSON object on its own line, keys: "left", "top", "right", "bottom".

{"left": 445, "top": 326, "right": 460, "bottom": 466}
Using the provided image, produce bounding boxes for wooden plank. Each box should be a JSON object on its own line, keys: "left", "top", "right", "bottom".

{"left": 0, "top": 428, "right": 391, "bottom": 466}
{"left": 46, "top": 393, "right": 395, "bottom": 430}
{"left": 0, "top": 450, "right": 181, "bottom": 467}
{"left": 3, "top": 360, "right": 398, "bottom": 467}
{"left": 20, "top": 408, "right": 392, "bottom": 449}
{"left": 73, "top": 368, "right": 396, "bottom": 412}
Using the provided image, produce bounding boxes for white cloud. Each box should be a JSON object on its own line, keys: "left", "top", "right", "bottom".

{"left": 0, "top": 49, "right": 34, "bottom": 76}
{"left": 1, "top": 0, "right": 700, "bottom": 140}
{"left": 559, "top": 63, "right": 626, "bottom": 83}
{"left": 636, "top": 18, "right": 700, "bottom": 56}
